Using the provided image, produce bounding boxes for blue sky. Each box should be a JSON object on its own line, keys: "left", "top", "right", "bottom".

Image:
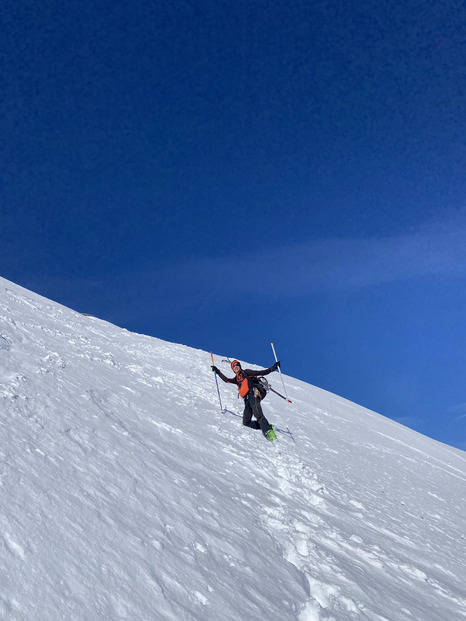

{"left": 2, "top": 0, "right": 466, "bottom": 450}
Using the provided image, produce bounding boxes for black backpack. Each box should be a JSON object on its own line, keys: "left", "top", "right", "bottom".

{"left": 250, "top": 376, "right": 269, "bottom": 400}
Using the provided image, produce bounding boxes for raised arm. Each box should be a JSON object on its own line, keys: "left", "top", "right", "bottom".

{"left": 212, "top": 366, "right": 237, "bottom": 384}
{"left": 245, "top": 362, "right": 279, "bottom": 378}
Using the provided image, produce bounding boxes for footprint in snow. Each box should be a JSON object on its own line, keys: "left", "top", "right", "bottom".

{"left": 3, "top": 534, "right": 26, "bottom": 560}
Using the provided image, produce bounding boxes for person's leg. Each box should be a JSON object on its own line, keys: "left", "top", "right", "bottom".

{"left": 243, "top": 397, "right": 260, "bottom": 429}
{"left": 250, "top": 393, "right": 272, "bottom": 435}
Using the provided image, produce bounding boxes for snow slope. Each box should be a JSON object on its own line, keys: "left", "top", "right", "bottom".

{"left": 1, "top": 276, "right": 465, "bottom": 621}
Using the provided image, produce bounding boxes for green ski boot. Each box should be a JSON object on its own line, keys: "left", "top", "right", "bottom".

{"left": 265, "top": 425, "right": 277, "bottom": 442}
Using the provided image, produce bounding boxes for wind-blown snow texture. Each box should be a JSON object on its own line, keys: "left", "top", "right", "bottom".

{"left": 1, "top": 276, "right": 465, "bottom": 621}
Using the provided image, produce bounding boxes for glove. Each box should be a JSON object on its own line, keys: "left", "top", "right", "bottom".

{"left": 274, "top": 361, "right": 281, "bottom": 370}
{"left": 211, "top": 365, "right": 219, "bottom": 373}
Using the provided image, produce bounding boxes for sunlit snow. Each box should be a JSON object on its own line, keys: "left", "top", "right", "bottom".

{"left": 1, "top": 277, "right": 465, "bottom": 620}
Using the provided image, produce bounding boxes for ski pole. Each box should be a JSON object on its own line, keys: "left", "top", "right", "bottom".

{"left": 210, "top": 351, "right": 224, "bottom": 413}
{"left": 271, "top": 342, "right": 292, "bottom": 403}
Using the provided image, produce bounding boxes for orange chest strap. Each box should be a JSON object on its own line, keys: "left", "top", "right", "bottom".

{"left": 237, "top": 374, "right": 250, "bottom": 397}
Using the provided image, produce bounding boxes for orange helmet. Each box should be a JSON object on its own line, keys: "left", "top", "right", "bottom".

{"left": 231, "top": 360, "right": 241, "bottom": 370}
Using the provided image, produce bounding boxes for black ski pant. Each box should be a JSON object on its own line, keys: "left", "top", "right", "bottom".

{"left": 243, "top": 392, "right": 272, "bottom": 435}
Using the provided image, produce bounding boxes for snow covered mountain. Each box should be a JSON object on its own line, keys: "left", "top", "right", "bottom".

{"left": 1, "top": 276, "right": 465, "bottom": 621}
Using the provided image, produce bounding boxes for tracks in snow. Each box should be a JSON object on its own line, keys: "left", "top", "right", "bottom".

{"left": 257, "top": 444, "right": 382, "bottom": 621}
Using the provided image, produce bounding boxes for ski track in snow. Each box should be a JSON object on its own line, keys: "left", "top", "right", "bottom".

{"left": 1, "top": 277, "right": 466, "bottom": 620}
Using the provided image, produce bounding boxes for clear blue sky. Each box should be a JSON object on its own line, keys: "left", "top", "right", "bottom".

{"left": 2, "top": 0, "right": 466, "bottom": 450}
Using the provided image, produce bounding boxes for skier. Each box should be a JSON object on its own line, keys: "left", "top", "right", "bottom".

{"left": 211, "top": 359, "right": 280, "bottom": 441}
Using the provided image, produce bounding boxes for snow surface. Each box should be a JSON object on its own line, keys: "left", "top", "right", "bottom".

{"left": 1, "top": 276, "right": 465, "bottom": 621}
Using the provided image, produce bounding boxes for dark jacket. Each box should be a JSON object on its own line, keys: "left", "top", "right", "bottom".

{"left": 215, "top": 363, "right": 278, "bottom": 398}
